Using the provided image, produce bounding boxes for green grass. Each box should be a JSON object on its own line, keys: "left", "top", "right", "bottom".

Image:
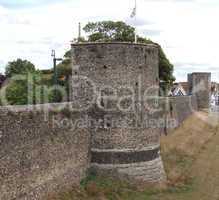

{"left": 45, "top": 114, "right": 216, "bottom": 200}
{"left": 48, "top": 173, "right": 194, "bottom": 200}
{"left": 80, "top": 175, "right": 159, "bottom": 200}
{"left": 161, "top": 148, "right": 195, "bottom": 190}
{"left": 48, "top": 148, "right": 196, "bottom": 200}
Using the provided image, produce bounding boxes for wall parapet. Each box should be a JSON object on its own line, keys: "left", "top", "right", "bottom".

{"left": 71, "top": 41, "right": 159, "bottom": 49}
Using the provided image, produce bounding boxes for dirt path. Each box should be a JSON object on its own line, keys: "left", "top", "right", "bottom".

{"left": 188, "top": 129, "right": 219, "bottom": 200}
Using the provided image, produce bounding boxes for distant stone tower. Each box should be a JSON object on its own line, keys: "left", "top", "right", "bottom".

{"left": 188, "top": 73, "right": 211, "bottom": 109}
{"left": 71, "top": 42, "right": 166, "bottom": 183}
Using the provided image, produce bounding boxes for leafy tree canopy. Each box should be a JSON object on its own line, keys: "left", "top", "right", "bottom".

{"left": 1, "top": 59, "right": 44, "bottom": 105}
{"left": 83, "top": 21, "right": 135, "bottom": 42}
{"left": 5, "top": 58, "right": 36, "bottom": 78}
{"left": 3, "top": 71, "right": 42, "bottom": 105}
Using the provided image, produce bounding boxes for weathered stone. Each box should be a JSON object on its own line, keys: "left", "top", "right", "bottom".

{"left": 0, "top": 103, "right": 90, "bottom": 200}
{"left": 188, "top": 72, "right": 211, "bottom": 109}
{"left": 71, "top": 42, "right": 166, "bottom": 183}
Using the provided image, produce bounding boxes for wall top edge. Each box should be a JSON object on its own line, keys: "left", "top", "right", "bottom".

{"left": 71, "top": 42, "right": 159, "bottom": 48}
{"left": 191, "top": 72, "right": 211, "bottom": 75}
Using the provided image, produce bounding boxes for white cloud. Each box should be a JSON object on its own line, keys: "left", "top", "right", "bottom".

{"left": 0, "top": 0, "right": 219, "bottom": 82}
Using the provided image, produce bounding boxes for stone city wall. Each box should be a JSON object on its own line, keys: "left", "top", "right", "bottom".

{"left": 164, "top": 95, "right": 198, "bottom": 133}
{"left": 188, "top": 73, "right": 211, "bottom": 110}
{"left": 0, "top": 42, "right": 209, "bottom": 199}
{"left": 0, "top": 103, "right": 90, "bottom": 200}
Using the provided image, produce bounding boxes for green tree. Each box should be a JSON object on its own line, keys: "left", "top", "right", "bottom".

{"left": 3, "top": 71, "right": 43, "bottom": 105}
{"left": 83, "top": 21, "right": 135, "bottom": 42}
{"left": 5, "top": 59, "right": 36, "bottom": 78}
{"left": 56, "top": 50, "right": 72, "bottom": 101}
{"left": 83, "top": 21, "right": 175, "bottom": 93}
{"left": 1, "top": 59, "right": 45, "bottom": 105}
{"left": 158, "top": 48, "right": 175, "bottom": 93}
{"left": 5, "top": 79, "right": 28, "bottom": 105}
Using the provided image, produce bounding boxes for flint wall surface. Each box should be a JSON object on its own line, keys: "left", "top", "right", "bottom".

{"left": 0, "top": 103, "right": 90, "bottom": 200}
{"left": 189, "top": 73, "right": 211, "bottom": 109}
{"left": 164, "top": 95, "right": 198, "bottom": 133}
{"left": 71, "top": 42, "right": 166, "bottom": 183}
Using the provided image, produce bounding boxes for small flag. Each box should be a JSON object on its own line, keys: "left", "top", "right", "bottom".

{"left": 130, "top": 6, "right": 136, "bottom": 18}
{"left": 130, "top": 0, "right": 137, "bottom": 43}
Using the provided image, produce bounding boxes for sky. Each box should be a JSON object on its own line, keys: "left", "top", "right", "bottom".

{"left": 0, "top": 0, "right": 219, "bottom": 82}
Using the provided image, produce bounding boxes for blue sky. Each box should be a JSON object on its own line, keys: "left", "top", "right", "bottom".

{"left": 0, "top": 0, "right": 219, "bottom": 82}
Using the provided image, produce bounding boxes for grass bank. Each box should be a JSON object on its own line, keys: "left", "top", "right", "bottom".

{"left": 48, "top": 112, "right": 218, "bottom": 200}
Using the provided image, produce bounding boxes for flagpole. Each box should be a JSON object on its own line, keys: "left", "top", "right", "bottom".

{"left": 134, "top": 0, "right": 137, "bottom": 43}
{"left": 78, "top": 22, "right": 81, "bottom": 43}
